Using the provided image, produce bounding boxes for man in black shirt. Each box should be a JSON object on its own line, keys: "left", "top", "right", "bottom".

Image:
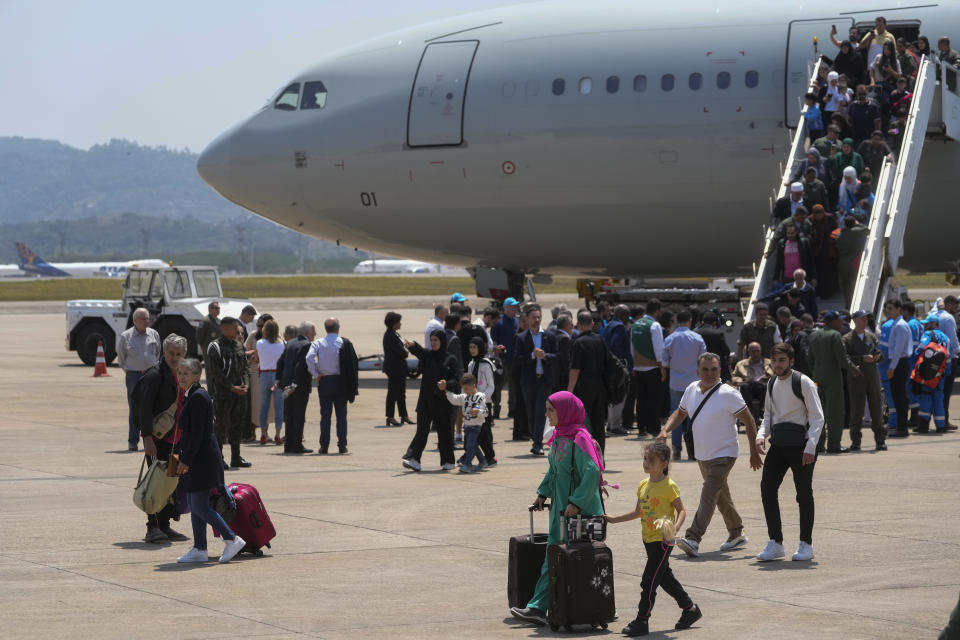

{"left": 277, "top": 321, "right": 316, "bottom": 454}
{"left": 695, "top": 311, "right": 732, "bottom": 381}
{"left": 568, "top": 310, "right": 609, "bottom": 452}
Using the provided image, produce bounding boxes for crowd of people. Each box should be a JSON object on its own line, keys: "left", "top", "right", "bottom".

{"left": 772, "top": 21, "right": 960, "bottom": 312}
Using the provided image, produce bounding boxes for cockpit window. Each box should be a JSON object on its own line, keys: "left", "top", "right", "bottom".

{"left": 301, "top": 81, "right": 328, "bottom": 109}
{"left": 274, "top": 83, "right": 301, "bottom": 111}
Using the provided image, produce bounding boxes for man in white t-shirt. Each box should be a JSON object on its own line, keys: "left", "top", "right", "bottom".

{"left": 755, "top": 342, "right": 825, "bottom": 563}
{"left": 659, "top": 353, "right": 763, "bottom": 558}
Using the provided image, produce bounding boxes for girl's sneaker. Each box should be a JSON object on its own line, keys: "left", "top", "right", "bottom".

{"left": 622, "top": 617, "right": 649, "bottom": 636}
{"left": 675, "top": 604, "right": 702, "bottom": 629}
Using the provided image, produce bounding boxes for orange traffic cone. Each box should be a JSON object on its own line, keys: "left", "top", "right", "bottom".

{"left": 92, "top": 340, "right": 110, "bottom": 377}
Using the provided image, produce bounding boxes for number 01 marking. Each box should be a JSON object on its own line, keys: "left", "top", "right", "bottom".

{"left": 360, "top": 192, "right": 378, "bottom": 207}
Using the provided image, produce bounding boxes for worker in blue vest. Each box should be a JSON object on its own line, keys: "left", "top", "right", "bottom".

{"left": 902, "top": 302, "right": 924, "bottom": 425}
{"left": 877, "top": 308, "right": 896, "bottom": 427}
{"left": 913, "top": 313, "right": 952, "bottom": 434}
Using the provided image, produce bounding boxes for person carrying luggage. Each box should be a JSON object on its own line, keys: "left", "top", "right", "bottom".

{"left": 174, "top": 358, "right": 246, "bottom": 564}
{"left": 510, "top": 391, "right": 605, "bottom": 626}
{"left": 605, "top": 441, "right": 702, "bottom": 636}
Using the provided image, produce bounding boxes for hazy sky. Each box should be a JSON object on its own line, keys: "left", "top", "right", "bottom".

{"left": 0, "top": 0, "right": 531, "bottom": 152}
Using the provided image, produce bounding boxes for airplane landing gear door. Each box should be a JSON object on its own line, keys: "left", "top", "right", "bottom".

{"left": 407, "top": 41, "right": 479, "bottom": 147}
{"left": 943, "top": 62, "right": 960, "bottom": 141}
{"left": 785, "top": 18, "right": 852, "bottom": 127}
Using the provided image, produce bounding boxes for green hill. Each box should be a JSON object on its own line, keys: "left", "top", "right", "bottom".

{"left": 0, "top": 137, "right": 363, "bottom": 272}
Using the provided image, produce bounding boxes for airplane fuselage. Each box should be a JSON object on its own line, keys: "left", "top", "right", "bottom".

{"left": 198, "top": 1, "right": 960, "bottom": 278}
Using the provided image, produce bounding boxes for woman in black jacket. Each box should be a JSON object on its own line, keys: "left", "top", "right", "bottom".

{"left": 400, "top": 329, "right": 461, "bottom": 472}
{"left": 382, "top": 312, "right": 413, "bottom": 426}
{"left": 174, "top": 358, "right": 246, "bottom": 564}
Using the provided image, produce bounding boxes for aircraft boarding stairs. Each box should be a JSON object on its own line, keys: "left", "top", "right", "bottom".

{"left": 746, "top": 55, "right": 960, "bottom": 323}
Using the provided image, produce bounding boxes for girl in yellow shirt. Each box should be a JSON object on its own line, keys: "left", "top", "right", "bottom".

{"left": 605, "top": 441, "right": 702, "bottom": 636}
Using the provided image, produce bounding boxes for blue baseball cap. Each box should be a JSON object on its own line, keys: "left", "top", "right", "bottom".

{"left": 923, "top": 312, "right": 941, "bottom": 324}
{"left": 503, "top": 297, "right": 519, "bottom": 307}
{"left": 822, "top": 311, "right": 839, "bottom": 322}
{"left": 450, "top": 292, "right": 467, "bottom": 303}
{"left": 851, "top": 310, "right": 869, "bottom": 319}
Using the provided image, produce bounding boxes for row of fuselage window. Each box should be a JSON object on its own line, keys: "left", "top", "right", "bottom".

{"left": 273, "top": 70, "right": 762, "bottom": 111}
{"left": 551, "top": 70, "right": 761, "bottom": 95}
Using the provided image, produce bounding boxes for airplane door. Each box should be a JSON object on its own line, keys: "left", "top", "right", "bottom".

{"left": 943, "top": 61, "right": 960, "bottom": 141}
{"left": 407, "top": 41, "right": 479, "bottom": 147}
{"left": 785, "top": 18, "right": 852, "bottom": 127}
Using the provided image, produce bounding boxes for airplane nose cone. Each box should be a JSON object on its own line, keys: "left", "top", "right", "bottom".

{"left": 196, "top": 129, "right": 235, "bottom": 191}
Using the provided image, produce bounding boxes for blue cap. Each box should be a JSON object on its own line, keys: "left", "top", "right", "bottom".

{"left": 924, "top": 312, "right": 941, "bottom": 324}
{"left": 503, "top": 297, "right": 519, "bottom": 307}
{"left": 822, "top": 311, "right": 839, "bottom": 322}
{"left": 450, "top": 292, "right": 467, "bottom": 303}
{"left": 851, "top": 310, "right": 869, "bottom": 319}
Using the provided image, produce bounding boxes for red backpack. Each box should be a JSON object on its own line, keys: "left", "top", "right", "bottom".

{"left": 910, "top": 341, "right": 949, "bottom": 389}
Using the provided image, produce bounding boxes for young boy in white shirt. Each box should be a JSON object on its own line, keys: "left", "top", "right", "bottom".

{"left": 439, "top": 374, "right": 488, "bottom": 473}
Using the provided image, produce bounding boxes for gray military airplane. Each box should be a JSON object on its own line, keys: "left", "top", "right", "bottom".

{"left": 198, "top": 1, "right": 960, "bottom": 298}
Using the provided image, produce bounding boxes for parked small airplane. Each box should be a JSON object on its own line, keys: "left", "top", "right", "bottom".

{"left": 353, "top": 259, "right": 440, "bottom": 273}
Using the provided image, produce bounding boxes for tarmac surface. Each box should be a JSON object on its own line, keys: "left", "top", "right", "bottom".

{"left": 2, "top": 296, "right": 958, "bottom": 639}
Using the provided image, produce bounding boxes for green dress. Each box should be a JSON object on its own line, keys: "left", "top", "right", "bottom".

{"left": 527, "top": 436, "right": 604, "bottom": 612}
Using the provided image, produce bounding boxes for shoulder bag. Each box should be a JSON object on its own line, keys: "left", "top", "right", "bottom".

{"left": 132, "top": 456, "right": 179, "bottom": 514}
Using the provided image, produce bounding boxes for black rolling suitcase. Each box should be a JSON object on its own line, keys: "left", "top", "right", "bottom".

{"left": 547, "top": 516, "right": 616, "bottom": 632}
{"left": 508, "top": 504, "right": 549, "bottom": 609}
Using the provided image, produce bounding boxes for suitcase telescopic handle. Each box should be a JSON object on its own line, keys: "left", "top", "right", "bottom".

{"left": 527, "top": 501, "right": 551, "bottom": 539}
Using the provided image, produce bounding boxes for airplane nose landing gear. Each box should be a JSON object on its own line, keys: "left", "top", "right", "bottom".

{"left": 472, "top": 267, "right": 531, "bottom": 304}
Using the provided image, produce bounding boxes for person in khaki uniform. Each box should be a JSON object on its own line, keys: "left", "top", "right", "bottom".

{"left": 843, "top": 310, "right": 887, "bottom": 451}
{"left": 808, "top": 311, "right": 861, "bottom": 453}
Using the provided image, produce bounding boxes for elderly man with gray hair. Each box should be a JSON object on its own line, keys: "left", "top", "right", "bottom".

{"left": 118, "top": 307, "right": 160, "bottom": 451}
{"left": 277, "top": 321, "right": 317, "bottom": 454}
{"left": 136, "top": 333, "right": 188, "bottom": 543}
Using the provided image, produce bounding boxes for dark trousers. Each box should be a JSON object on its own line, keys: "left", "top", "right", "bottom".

{"left": 385, "top": 372, "right": 408, "bottom": 419}
{"left": 492, "top": 366, "right": 505, "bottom": 418}
{"left": 125, "top": 370, "right": 144, "bottom": 448}
{"left": 575, "top": 382, "right": 607, "bottom": 454}
{"left": 738, "top": 381, "right": 767, "bottom": 422}
{"left": 633, "top": 369, "right": 662, "bottom": 435}
{"left": 891, "top": 357, "right": 910, "bottom": 430}
{"left": 944, "top": 359, "right": 957, "bottom": 423}
{"left": 621, "top": 371, "right": 638, "bottom": 428}
{"left": 760, "top": 444, "right": 816, "bottom": 544}
{"left": 145, "top": 440, "right": 175, "bottom": 531}
{"left": 283, "top": 387, "right": 310, "bottom": 451}
{"left": 477, "top": 405, "right": 496, "bottom": 461}
{"left": 507, "top": 362, "right": 521, "bottom": 419}
{"left": 406, "top": 406, "right": 455, "bottom": 465}
{"left": 213, "top": 394, "right": 245, "bottom": 463}
{"left": 317, "top": 375, "right": 347, "bottom": 450}
{"left": 523, "top": 375, "right": 551, "bottom": 449}
{"left": 511, "top": 364, "right": 528, "bottom": 439}
{"left": 637, "top": 541, "right": 693, "bottom": 620}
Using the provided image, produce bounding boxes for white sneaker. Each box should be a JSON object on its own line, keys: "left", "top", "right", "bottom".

{"left": 756, "top": 540, "right": 785, "bottom": 561}
{"left": 676, "top": 538, "right": 700, "bottom": 557}
{"left": 177, "top": 547, "right": 208, "bottom": 563}
{"left": 402, "top": 458, "right": 421, "bottom": 472}
{"left": 441, "top": 462, "right": 456, "bottom": 471}
{"left": 792, "top": 541, "right": 814, "bottom": 561}
{"left": 719, "top": 533, "right": 748, "bottom": 552}
{"left": 219, "top": 535, "right": 246, "bottom": 563}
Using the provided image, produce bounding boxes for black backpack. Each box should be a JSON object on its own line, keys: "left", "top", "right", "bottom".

{"left": 603, "top": 347, "right": 631, "bottom": 405}
{"left": 766, "top": 370, "right": 804, "bottom": 402}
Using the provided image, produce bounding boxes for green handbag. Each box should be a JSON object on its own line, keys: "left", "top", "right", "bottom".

{"left": 132, "top": 457, "right": 179, "bottom": 514}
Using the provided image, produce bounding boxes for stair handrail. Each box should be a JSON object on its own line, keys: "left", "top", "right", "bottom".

{"left": 745, "top": 56, "right": 826, "bottom": 323}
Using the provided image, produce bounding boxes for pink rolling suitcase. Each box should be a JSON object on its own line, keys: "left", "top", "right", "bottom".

{"left": 212, "top": 483, "right": 276, "bottom": 556}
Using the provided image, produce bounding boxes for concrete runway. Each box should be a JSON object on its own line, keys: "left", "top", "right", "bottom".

{"left": 2, "top": 296, "right": 958, "bottom": 639}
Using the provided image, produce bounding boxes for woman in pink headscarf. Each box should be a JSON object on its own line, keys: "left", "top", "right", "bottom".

{"left": 509, "top": 391, "right": 606, "bottom": 626}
